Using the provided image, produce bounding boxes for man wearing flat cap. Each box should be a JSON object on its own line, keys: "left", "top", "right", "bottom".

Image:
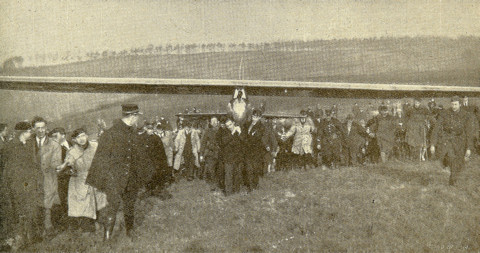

{"left": 86, "top": 104, "right": 143, "bottom": 240}
{"left": 430, "top": 96, "right": 475, "bottom": 186}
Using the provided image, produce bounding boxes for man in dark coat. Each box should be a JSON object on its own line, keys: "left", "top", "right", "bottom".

{"left": 367, "top": 105, "right": 398, "bottom": 163}
{"left": 405, "top": 98, "right": 429, "bottom": 161}
{"left": 200, "top": 117, "right": 220, "bottom": 190}
{"left": 86, "top": 104, "right": 145, "bottom": 240}
{"left": 244, "top": 109, "right": 270, "bottom": 192}
{"left": 430, "top": 96, "right": 474, "bottom": 186}
{"left": 218, "top": 117, "right": 245, "bottom": 196}
{"left": 343, "top": 114, "right": 368, "bottom": 166}
{"left": 139, "top": 121, "right": 170, "bottom": 198}
{"left": 2, "top": 121, "right": 43, "bottom": 249}
{"left": 317, "top": 109, "right": 344, "bottom": 169}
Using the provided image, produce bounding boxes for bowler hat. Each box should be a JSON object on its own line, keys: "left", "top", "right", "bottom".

{"left": 122, "top": 104, "right": 143, "bottom": 115}
{"left": 15, "top": 121, "right": 31, "bottom": 131}
{"left": 451, "top": 96, "right": 461, "bottom": 102}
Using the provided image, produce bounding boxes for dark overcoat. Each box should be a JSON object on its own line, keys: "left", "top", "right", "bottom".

{"left": 136, "top": 133, "right": 168, "bottom": 186}
{"left": 86, "top": 119, "right": 141, "bottom": 196}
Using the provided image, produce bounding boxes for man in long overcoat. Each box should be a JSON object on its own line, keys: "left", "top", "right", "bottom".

{"left": 430, "top": 96, "right": 474, "bottom": 185}
{"left": 2, "top": 122, "right": 43, "bottom": 249}
{"left": 367, "top": 106, "right": 398, "bottom": 163}
{"left": 405, "top": 98, "right": 429, "bottom": 161}
{"left": 343, "top": 114, "right": 367, "bottom": 166}
{"left": 86, "top": 104, "right": 145, "bottom": 240}
{"left": 200, "top": 117, "right": 221, "bottom": 190}
{"left": 32, "top": 117, "right": 62, "bottom": 235}
{"left": 244, "top": 109, "right": 271, "bottom": 192}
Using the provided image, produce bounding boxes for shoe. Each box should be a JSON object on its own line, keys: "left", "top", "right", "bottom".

{"left": 103, "top": 217, "right": 115, "bottom": 241}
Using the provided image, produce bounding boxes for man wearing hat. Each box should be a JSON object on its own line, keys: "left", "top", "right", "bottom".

{"left": 343, "top": 114, "right": 368, "bottom": 166}
{"left": 86, "top": 104, "right": 143, "bottom": 240}
{"left": 405, "top": 98, "right": 429, "bottom": 161}
{"left": 317, "top": 109, "right": 344, "bottom": 169}
{"left": 430, "top": 96, "right": 474, "bottom": 186}
{"left": 367, "top": 105, "right": 398, "bottom": 163}
{"left": 138, "top": 121, "right": 169, "bottom": 197}
{"left": 244, "top": 108, "right": 270, "bottom": 191}
{"left": 200, "top": 116, "right": 221, "bottom": 190}
{"left": 2, "top": 121, "right": 44, "bottom": 249}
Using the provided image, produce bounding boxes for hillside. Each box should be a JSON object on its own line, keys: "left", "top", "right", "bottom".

{"left": 3, "top": 37, "right": 480, "bottom": 86}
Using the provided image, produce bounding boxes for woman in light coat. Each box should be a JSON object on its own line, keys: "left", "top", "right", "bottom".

{"left": 58, "top": 128, "right": 107, "bottom": 231}
{"left": 283, "top": 113, "right": 315, "bottom": 169}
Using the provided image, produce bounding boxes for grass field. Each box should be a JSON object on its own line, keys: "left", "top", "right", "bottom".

{"left": 22, "top": 157, "right": 480, "bottom": 252}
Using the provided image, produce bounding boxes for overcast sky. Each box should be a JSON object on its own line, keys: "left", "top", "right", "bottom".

{"left": 1, "top": 0, "right": 479, "bottom": 63}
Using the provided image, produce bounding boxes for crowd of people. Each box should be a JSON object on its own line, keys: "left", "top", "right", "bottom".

{"left": 0, "top": 94, "right": 478, "bottom": 251}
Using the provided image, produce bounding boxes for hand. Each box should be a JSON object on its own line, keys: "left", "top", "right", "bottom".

{"left": 266, "top": 146, "right": 270, "bottom": 152}
{"left": 368, "top": 133, "right": 375, "bottom": 138}
{"left": 430, "top": 145, "right": 435, "bottom": 155}
{"left": 465, "top": 149, "right": 471, "bottom": 161}
{"left": 200, "top": 156, "right": 204, "bottom": 162}
{"left": 55, "top": 164, "right": 64, "bottom": 173}
{"left": 317, "top": 144, "right": 321, "bottom": 150}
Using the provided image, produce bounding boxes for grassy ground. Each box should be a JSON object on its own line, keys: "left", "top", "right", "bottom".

{"left": 23, "top": 157, "right": 480, "bottom": 252}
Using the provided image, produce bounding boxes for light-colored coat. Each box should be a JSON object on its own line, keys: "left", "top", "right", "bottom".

{"left": 174, "top": 129, "right": 201, "bottom": 170}
{"left": 285, "top": 119, "right": 315, "bottom": 155}
{"left": 158, "top": 130, "right": 174, "bottom": 167}
{"left": 38, "top": 137, "right": 62, "bottom": 209}
{"left": 66, "top": 141, "right": 107, "bottom": 219}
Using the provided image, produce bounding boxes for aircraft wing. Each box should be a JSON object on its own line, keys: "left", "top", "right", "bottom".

{"left": 175, "top": 112, "right": 228, "bottom": 118}
{"left": 263, "top": 113, "right": 306, "bottom": 119}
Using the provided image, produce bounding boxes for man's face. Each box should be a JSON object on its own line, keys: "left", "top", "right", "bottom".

{"left": 463, "top": 97, "right": 468, "bottom": 105}
{"left": 22, "top": 129, "right": 32, "bottom": 140}
{"left": 414, "top": 101, "right": 420, "bottom": 108}
{"left": 300, "top": 117, "right": 306, "bottom": 124}
{"left": 54, "top": 133, "right": 66, "bottom": 143}
{"left": 74, "top": 133, "right": 88, "bottom": 146}
{"left": 380, "top": 110, "right": 388, "bottom": 117}
{"left": 225, "top": 120, "right": 235, "bottom": 131}
{"left": 451, "top": 101, "right": 461, "bottom": 112}
{"left": 131, "top": 114, "right": 141, "bottom": 126}
{"left": 252, "top": 115, "right": 260, "bottom": 122}
{"left": 34, "top": 122, "right": 47, "bottom": 138}
{"left": 211, "top": 117, "right": 219, "bottom": 128}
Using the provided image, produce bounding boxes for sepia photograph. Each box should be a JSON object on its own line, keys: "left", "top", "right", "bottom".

{"left": 0, "top": 0, "right": 480, "bottom": 251}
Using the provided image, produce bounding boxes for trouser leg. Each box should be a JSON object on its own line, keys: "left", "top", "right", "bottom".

{"left": 224, "top": 163, "right": 234, "bottom": 196}
{"left": 217, "top": 161, "right": 225, "bottom": 191}
{"left": 448, "top": 156, "right": 464, "bottom": 186}
{"left": 233, "top": 162, "right": 242, "bottom": 193}
{"left": 122, "top": 184, "right": 138, "bottom": 237}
